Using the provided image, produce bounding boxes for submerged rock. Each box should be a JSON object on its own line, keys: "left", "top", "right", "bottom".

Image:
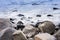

{"left": 13, "top": 30, "right": 27, "bottom": 40}
{"left": 17, "top": 14, "right": 24, "bottom": 17}
{"left": 47, "top": 14, "right": 53, "bottom": 17}
{"left": 36, "top": 15, "right": 41, "bottom": 17}
{"left": 16, "top": 21, "right": 25, "bottom": 30}
{"left": 53, "top": 7, "right": 59, "bottom": 10}
{"left": 38, "top": 21, "right": 56, "bottom": 34}
{"left": 34, "top": 33, "right": 56, "bottom": 40}
{"left": 32, "top": 3, "right": 39, "bottom": 5}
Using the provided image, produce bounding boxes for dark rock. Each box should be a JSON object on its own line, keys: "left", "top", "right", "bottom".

{"left": 32, "top": 3, "right": 39, "bottom": 5}
{"left": 28, "top": 17, "right": 32, "bottom": 19}
{"left": 17, "top": 14, "right": 24, "bottom": 17}
{"left": 47, "top": 14, "right": 53, "bottom": 17}
{"left": 10, "top": 18, "right": 15, "bottom": 24}
{"left": 16, "top": 21, "right": 25, "bottom": 30}
{"left": 36, "top": 15, "right": 41, "bottom": 17}
{"left": 10, "top": 18, "right": 15, "bottom": 21}
{"left": 11, "top": 22, "right": 15, "bottom": 24}
{"left": 53, "top": 7, "right": 59, "bottom": 10}
{"left": 31, "top": 21, "right": 34, "bottom": 23}
{"left": 17, "top": 21, "right": 23, "bottom": 24}
{"left": 57, "top": 23, "right": 60, "bottom": 27}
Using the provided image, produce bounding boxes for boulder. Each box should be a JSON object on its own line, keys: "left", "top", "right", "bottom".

{"left": 34, "top": 33, "right": 56, "bottom": 40}
{"left": 0, "top": 18, "right": 12, "bottom": 31}
{"left": 38, "top": 21, "right": 56, "bottom": 34}
{"left": 23, "top": 24, "right": 39, "bottom": 38}
{"left": 0, "top": 27, "right": 16, "bottom": 40}
{"left": 54, "top": 30, "right": 60, "bottom": 40}
{"left": 16, "top": 21, "right": 25, "bottom": 30}
{"left": 13, "top": 30, "right": 27, "bottom": 40}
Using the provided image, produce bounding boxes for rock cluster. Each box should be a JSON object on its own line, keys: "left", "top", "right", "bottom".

{"left": 0, "top": 18, "right": 60, "bottom": 40}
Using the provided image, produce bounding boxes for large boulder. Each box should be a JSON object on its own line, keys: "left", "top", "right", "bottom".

{"left": 13, "top": 30, "right": 27, "bottom": 40}
{"left": 0, "top": 27, "right": 16, "bottom": 40}
{"left": 38, "top": 21, "right": 56, "bottom": 34}
{"left": 0, "top": 18, "right": 12, "bottom": 31}
{"left": 54, "top": 30, "right": 60, "bottom": 40}
{"left": 23, "top": 24, "right": 39, "bottom": 38}
{"left": 34, "top": 33, "right": 56, "bottom": 40}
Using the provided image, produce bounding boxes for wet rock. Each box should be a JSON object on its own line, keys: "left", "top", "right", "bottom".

{"left": 32, "top": 3, "right": 39, "bottom": 5}
{"left": 0, "top": 18, "right": 12, "bottom": 31}
{"left": 38, "top": 21, "right": 56, "bottom": 34}
{"left": 17, "top": 14, "right": 24, "bottom": 17}
{"left": 10, "top": 18, "right": 15, "bottom": 24}
{"left": 34, "top": 33, "right": 56, "bottom": 40}
{"left": 0, "top": 27, "right": 16, "bottom": 40}
{"left": 21, "top": 17, "right": 26, "bottom": 20}
{"left": 13, "top": 30, "right": 27, "bottom": 40}
{"left": 36, "top": 15, "right": 41, "bottom": 17}
{"left": 28, "top": 17, "right": 32, "bottom": 19}
{"left": 23, "top": 24, "right": 39, "bottom": 38}
{"left": 31, "top": 21, "right": 34, "bottom": 23}
{"left": 10, "top": 18, "right": 15, "bottom": 21}
{"left": 47, "top": 14, "right": 53, "bottom": 17}
{"left": 54, "top": 30, "right": 60, "bottom": 40}
{"left": 53, "top": 7, "right": 59, "bottom": 10}
{"left": 16, "top": 21, "right": 25, "bottom": 30}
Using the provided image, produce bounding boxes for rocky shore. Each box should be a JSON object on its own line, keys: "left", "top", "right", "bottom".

{"left": 0, "top": 18, "right": 60, "bottom": 40}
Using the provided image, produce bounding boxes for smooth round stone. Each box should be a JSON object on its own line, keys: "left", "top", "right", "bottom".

{"left": 38, "top": 21, "right": 56, "bottom": 34}
{"left": 13, "top": 30, "right": 27, "bottom": 40}
{"left": 34, "top": 33, "right": 56, "bottom": 40}
{"left": 23, "top": 24, "right": 38, "bottom": 38}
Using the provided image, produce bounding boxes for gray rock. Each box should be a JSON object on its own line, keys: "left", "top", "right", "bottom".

{"left": 54, "top": 30, "right": 60, "bottom": 40}
{"left": 0, "top": 27, "right": 16, "bottom": 40}
{"left": 38, "top": 21, "right": 56, "bottom": 34}
{"left": 13, "top": 30, "right": 27, "bottom": 40}
{"left": 23, "top": 24, "right": 39, "bottom": 38}
{"left": 34, "top": 33, "right": 56, "bottom": 40}
{"left": 0, "top": 18, "right": 12, "bottom": 31}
